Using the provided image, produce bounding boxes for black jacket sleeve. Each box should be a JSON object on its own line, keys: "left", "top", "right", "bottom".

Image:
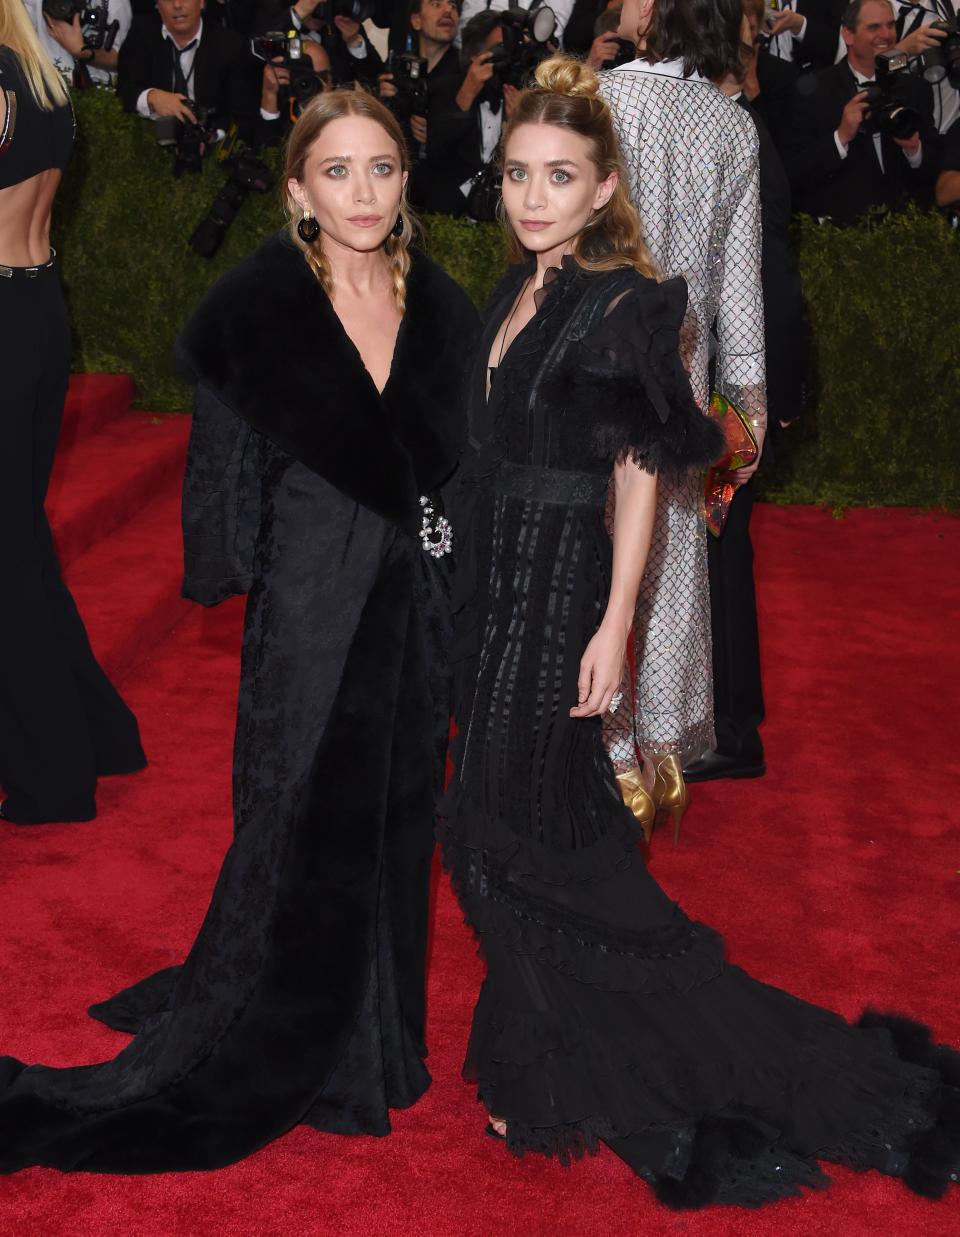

{"left": 181, "top": 385, "right": 265, "bottom": 606}
{"left": 795, "top": 0, "right": 845, "bottom": 71}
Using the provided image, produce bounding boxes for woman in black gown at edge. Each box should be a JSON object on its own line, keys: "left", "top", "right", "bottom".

{"left": 440, "top": 56, "right": 960, "bottom": 1209}
{"left": 0, "top": 0, "right": 145, "bottom": 826}
{"left": 0, "top": 89, "right": 479, "bottom": 1172}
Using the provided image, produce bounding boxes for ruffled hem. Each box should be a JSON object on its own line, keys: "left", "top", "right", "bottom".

{"left": 469, "top": 1007, "right": 960, "bottom": 1209}
{"left": 438, "top": 797, "right": 725, "bottom": 997}
{"left": 438, "top": 784, "right": 642, "bottom": 886}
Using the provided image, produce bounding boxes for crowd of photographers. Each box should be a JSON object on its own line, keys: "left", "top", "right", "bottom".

{"left": 28, "top": 0, "right": 960, "bottom": 243}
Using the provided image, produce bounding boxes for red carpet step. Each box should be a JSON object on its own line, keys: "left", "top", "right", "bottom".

{"left": 48, "top": 412, "right": 191, "bottom": 568}
{"left": 64, "top": 487, "right": 193, "bottom": 682}
{"left": 49, "top": 374, "right": 193, "bottom": 681}
{"left": 57, "top": 374, "right": 136, "bottom": 452}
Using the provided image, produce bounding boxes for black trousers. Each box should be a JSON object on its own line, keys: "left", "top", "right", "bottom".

{"left": 706, "top": 478, "right": 764, "bottom": 762}
{"left": 0, "top": 259, "right": 144, "bottom": 823}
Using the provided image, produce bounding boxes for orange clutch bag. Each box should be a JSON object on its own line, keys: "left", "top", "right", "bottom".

{"left": 704, "top": 392, "right": 758, "bottom": 538}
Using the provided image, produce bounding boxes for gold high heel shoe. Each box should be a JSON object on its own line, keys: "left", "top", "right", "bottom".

{"left": 647, "top": 752, "right": 688, "bottom": 844}
{"left": 615, "top": 767, "right": 656, "bottom": 844}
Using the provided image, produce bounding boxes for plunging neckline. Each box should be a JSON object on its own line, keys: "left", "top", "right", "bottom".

{"left": 484, "top": 258, "right": 578, "bottom": 404}
{"left": 326, "top": 282, "right": 407, "bottom": 400}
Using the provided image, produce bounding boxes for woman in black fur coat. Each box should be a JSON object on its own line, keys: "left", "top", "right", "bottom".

{"left": 0, "top": 89, "right": 479, "bottom": 1173}
{"left": 440, "top": 57, "right": 960, "bottom": 1209}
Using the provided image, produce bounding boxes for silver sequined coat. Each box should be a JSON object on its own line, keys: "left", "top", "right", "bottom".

{"left": 599, "top": 59, "right": 767, "bottom": 765}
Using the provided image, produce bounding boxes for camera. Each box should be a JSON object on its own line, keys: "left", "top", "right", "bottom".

{"left": 252, "top": 30, "right": 329, "bottom": 110}
{"left": 191, "top": 127, "right": 274, "bottom": 259}
{"left": 861, "top": 51, "right": 921, "bottom": 140}
{"left": 487, "top": 5, "right": 556, "bottom": 89}
{"left": 384, "top": 49, "right": 429, "bottom": 123}
{"left": 41, "top": 0, "right": 119, "bottom": 50}
{"left": 920, "top": 18, "right": 960, "bottom": 90}
{"left": 599, "top": 37, "right": 636, "bottom": 70}
{"left": 155, "top": 105, "right": 218, "bottom": 176}
{"left": 304, "top": 0, "right": 374, "bottom": 23}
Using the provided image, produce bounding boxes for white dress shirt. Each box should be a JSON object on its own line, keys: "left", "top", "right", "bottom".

{"left": 893, "top": 0, "right": 959, "bottom": 132}
{"left": 24, "top": 0, "right": 131, "bottom": 87}
{"left": 136, "top": 20, "right": 202, "bottom": 117}
{"left": 767, "top": 0, "right": 809, "bottom": 63}
{"left": 459, "top": 99, "right": 503, "bottom": 196}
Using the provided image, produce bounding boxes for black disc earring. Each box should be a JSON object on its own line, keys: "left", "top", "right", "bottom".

{"left": 298, "top": 210, "right": 320, "bottom": 243}
{"left": 392, "top": 213, "right": 404, "bottom": 237}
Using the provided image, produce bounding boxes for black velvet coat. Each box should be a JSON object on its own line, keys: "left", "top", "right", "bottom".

{"left": 0, "top": 231, "right": 479, "bottom": 1173}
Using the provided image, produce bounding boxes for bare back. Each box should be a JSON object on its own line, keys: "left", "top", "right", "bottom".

{"left": 0, "top": 49, "right": 73, "bottom": 267}
{"left": 0, "top": 167, "right": 62, "bottom": 267}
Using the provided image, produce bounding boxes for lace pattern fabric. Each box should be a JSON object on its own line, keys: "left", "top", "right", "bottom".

{"left": 599, "top": 64, "right": 767, "bottom": 765}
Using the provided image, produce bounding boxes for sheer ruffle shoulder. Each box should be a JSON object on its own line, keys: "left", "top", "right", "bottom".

{"left": 577, "top": 274, "right": 723, "bottom": 481}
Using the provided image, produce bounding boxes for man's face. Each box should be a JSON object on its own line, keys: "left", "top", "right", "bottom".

{"left": 412, "top": 0, "right": 459, "bottom": 45}
{"left": 843, "top": 0, "right": 897, "bottom": 70}
{"left": 157, "top": 0, "right": 203, "bottom": 40}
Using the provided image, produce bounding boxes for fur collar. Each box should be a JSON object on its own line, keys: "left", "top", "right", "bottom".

{"left": 176, "top": 231, "right": 479, "bottom": 534}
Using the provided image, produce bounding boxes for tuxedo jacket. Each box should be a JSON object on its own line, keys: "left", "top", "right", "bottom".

{"left": 117, "top": 15, "right": 258, "bottom": 133}
{"left": 740, "top": 96, "right": 809, "bottom": 428}
{"left": 790, "top": 0, "right": 846, "bottom": 71}
{"left": 753, "top": 48, "right": 798, "bottom": 152}
{"left": 782, "top": 57, "right": 940, "bottom": 223}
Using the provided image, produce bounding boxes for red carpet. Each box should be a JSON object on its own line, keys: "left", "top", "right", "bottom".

{"left": 1, "top": 377, "right": 958, "bottom": 1236}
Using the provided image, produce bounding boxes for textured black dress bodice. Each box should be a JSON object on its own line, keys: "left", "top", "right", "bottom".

{"left": 440, "top": 258, "right": 960, "bottom": 1210}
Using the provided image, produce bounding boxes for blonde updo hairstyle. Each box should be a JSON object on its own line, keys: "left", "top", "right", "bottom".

{"left": 500, "top": 57, "right": 658, "bottom": 280}
{"left": 284, "top": 88, "right": 416, "bottom": 311}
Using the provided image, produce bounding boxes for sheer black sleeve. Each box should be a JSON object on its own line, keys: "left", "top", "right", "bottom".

{"left": 582, "top": 275, "right": 724, "bottom": 480}
{"left": 181, "top": 384, "right": 266, "bottom": 606}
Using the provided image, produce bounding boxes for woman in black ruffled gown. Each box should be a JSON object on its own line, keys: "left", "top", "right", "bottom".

{"left": 0, "top": 90, "right": 478, "bottom": 1173}
{"left": 440, "top": 57, "right": 960, "bottom": 1210}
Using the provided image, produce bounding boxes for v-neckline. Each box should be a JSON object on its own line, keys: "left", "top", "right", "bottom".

{"left": 483, "top": 259, "right": 574, "bottom": 405}
{"left": 325, "top": 281, "right": 408, "bottom": 401}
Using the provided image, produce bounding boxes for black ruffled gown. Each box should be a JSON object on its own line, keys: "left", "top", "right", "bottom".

{"left": 440, "top": 257, "right": 960, "bottom": 1209}
{"left": 0, "top": 235, "right": 478, "bottom": 1173}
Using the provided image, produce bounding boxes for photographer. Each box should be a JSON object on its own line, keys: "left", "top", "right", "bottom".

{"left": 782, "top": 0, "right": 939, "bottom": 223}
{"left": 741, "top": 0, "right": 802, "bottom": 150}
{"left": 424, "top": 10, "right": 518, "bottom": 214}
{"left": 258, "top": 36, "right": 331, "bottom": 139}
{"left": 764, "top": 0, "right": 847, "bottom": 73}
{"left": 459, "top": 0, "right": 572, "bottom": 43}
{"left": 117, "top": 0, "right": 258, "bottom": 133}
{"left": 581, "top": 4, "right": 633, "bottom": 70}
{"left": 935, "top": 110, "right": 960, "bottom": 198}
{"left": 252, "top": 0, "right": 384, "bottom": 87}
{"left": 562, "top": 0, "right": 607, "bottom": 54}
{"left": 25, "top": 0, "right": 130, "bottom": 85}
{"left": 379, "top": 0, "right": 461, "bottom": 145}
{"left": 891, "top": 0, "right": 959, "bottom": 132}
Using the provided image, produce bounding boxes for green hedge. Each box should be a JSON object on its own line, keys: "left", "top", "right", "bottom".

{"left": 54, "top": 89, "right": 959, "bottom": 508}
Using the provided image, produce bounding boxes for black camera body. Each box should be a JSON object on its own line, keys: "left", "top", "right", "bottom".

{"left": 385, "top": 50, "right": 429, "bottom": 122}
{"left": 599, "top": 37, "right": 636, "bottom": 71}
{"left": 252, "top": 31, "right": 327, "bottom": 109}
{"left": 155, "top": 105, "right": 217, "bottom": 176}
{"left": 191, "top": 129, "right": 274, "bottom": 259}
{"left": 306, "top": 0, "right": 374, "bottom": 24}
{"left": 922, "top": 18, "right": 960, "bottom": 89}
{"left": 487, "top": 4, "right": 556, "bottom": 89}
{"left": 862, "top": 52, "right": 921, "bottom": 141}
{"left": 41, "top": 0, "right": 119, "bottom": 51}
